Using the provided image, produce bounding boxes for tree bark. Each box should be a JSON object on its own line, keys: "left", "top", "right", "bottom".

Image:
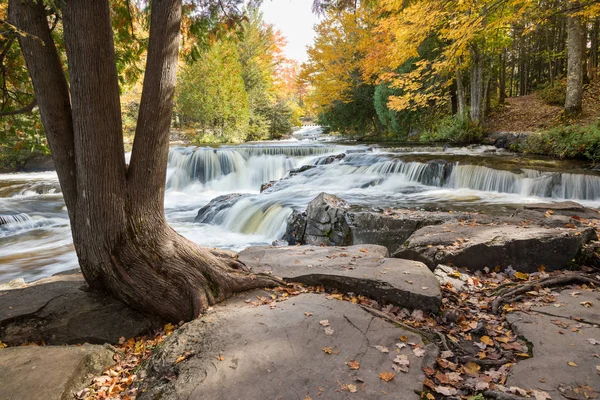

{"left": 7, "top": 0, "right": 77, "bottom": 215}
{"left": 455, "top": 67, "right": 466, "bottom": 119}
{"left": 10, "top": 0, "right": 280, "bottom": 322}
{"left": 565, "top": 1, "right": 585, "bottom": 115}
{"left": 470, "top": 47, "right": 485, "bottom": 124}
{"left": 591, "top": 18, "right": 599, "bottom": 80}
{"left": 499, "top": 49, "right": 507, "bottom": 103}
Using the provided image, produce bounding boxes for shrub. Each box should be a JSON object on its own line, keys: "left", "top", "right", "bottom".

{"left": 520, "top": 122, "right": 600, "bottom": 163}
{"left": 420, "top": 116, "right": 484, "bottom": 144}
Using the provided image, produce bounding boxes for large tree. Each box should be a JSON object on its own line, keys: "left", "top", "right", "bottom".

{"left": 8, "top": 0, "right": 280, "bottom": 321}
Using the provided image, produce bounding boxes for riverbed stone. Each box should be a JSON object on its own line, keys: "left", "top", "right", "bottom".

{"left": 506, "top": 289, "right": 600, "bottom": 398}
{"left": 239, "top": 245, "right": 441, "bottom": 312}
{"left": 298, "top": 192, "right": 457, "bottom": 253}
{"left": 0, "top": 344, "right": 114, "bottom": 400}
{"left": 137, "top": 292, "right": 428, "bottom": 400}
{"left": 394, "top": 223, "right": 597, "bottom": 272}
{"left": 195, "top": 193, "right": 248, "bottom": 224}
{"left": 0, "top": 273, "right": 161, "bottom": 345}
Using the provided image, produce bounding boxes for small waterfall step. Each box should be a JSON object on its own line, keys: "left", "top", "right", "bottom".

{"left": 238, "top": 244, "right": 441, "bottom": 313}
{"left": 0, "top": 213, "right": 30, "bottom": 226}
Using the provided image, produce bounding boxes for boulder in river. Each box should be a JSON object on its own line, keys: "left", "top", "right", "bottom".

{"left": 394, "top": 222, "right": 598, "bottom": 272}
{"left": 194, "top": 193, "right": 248, "bottom": 224}
{"left": 292, "top": 192, "right": 457, "bottom": 253}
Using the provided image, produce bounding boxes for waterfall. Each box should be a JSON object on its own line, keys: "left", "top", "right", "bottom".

{"left": 166, "top": 144, "right": 345, "bottom": 192}
{"left": 0, "top": 213, "right": 30, "bottom": 226}
{"left": 169, "top": 146, "right": 600, "bottom": 244}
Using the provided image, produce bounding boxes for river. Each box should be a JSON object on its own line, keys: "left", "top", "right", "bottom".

{"left": 2, "top": 126, "right": 600, "bottom": 283}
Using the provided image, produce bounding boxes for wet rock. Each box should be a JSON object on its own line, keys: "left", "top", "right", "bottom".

{"left": 260, "top": 180, "right": 277, "bottom": 193}
{"left": 318, "top": 153, "right": 346, "bottom": 165}
{"left": 288, "top": 164, "right": 315, "bottom": 176}
{"left": 395, "top": 223, "right": 597, "bottom": 272}
{"left": 303, "top": 192, "right": 352, "bottom": 246}
{"left": 0, "top": 344, "right": 115, "bottom": 400}
{"left": 239, "top": 245, "right": 441, "bottom": 312}
{"left": 281, "top": 209, "right": 306, "bottom": 245}
{"left": 0, "top": 273, "right": 161, "bottom": 345}
{"left": 521, "top": 201, "right": 600, "bottom": 219}
{"left": 506, "top": 289, "right": 600, "bottom": 398}
{"left": 346, "top": 210, "right": 455, "bottom": 255}
{"left": 293, "top": 193, "right": 456, "bottom": 253}
{"left": 194, "top": 193, "right": 247, "bottom": 224}
{"left": 137, "top": 292, "right": 427, "bottom": 400}
{"left": 485, "top": 131, "right": 529, "bottom": 150}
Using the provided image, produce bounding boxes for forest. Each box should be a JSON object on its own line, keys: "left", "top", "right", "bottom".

{"left": 302, "top": 0, "right": 600, "bottom": 158}
{"left": 0, "top": 0, "right": 306, "bottom": 170}
{"left": 1, "top": 1, "right": 600, "bottom": 400}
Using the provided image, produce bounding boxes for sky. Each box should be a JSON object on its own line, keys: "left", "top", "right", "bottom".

{"left": 260, "top": 0, "right": 320, "bottom": 64}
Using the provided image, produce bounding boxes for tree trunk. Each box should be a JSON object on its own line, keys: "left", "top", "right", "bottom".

{"left": 470, "top": 48, "right": 485, "bottom": 124}
{"left": 565, "top": 2, "right": 585, "bottom": 115}
{"left": 455, "top": 67, "right": 466, "bottom": 119}
{"left": 9, "top": 0, "right": 280, "bottom": 322}
{"left": 499, "top": 49, "right": 507, "bottom": 103}
{"left": 591, "top": 18, "right": 599, "bottom": 80}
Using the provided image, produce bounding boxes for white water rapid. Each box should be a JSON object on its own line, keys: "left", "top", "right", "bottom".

{"left": 2, "top": 127, "right": 600, "bottom": 282}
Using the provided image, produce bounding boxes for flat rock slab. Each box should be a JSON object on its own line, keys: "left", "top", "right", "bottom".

{"left": 138, "top": 292, "right": 430, "bottom": 400}
{"left": 0, "top": 273, "right": 161, "bottom": 345}
{"left": 506, "top": 292, "right": 600, "bottom": 399}
{"left": 239, "top": 245, "right": 441, "bottom": 312}
{"left": 0, "top": 344, "right": 114, "bottom": 400}
{"left": 394, "top": 223, "right": 597, "bottom": 272}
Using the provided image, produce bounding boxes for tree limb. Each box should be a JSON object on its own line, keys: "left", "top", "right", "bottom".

{"left": 0, "top": 98, "right": 36, "bottom": 116}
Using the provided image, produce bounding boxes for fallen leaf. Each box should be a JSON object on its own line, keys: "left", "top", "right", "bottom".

{"left": 322, "top": 347, "right": 333, "bottom": 354}
{"left": 304, "top": 312, "right": 313, "bottom": 317}
{"left": 434, "top": 386, "right": 457, "bottom": 396}
{"left": 580, "top": 301, "right": 593, "bottom": 308}
{"left": 324, "top": 327, "right": 334, "bottom": 335}
{"left": 216, "top": 355, "right": 224, "bottom": 361}
{"left": 319, "top": 320, "right": 330, "bottom": 327}
{"left": 588, "top": 339, "right": 600, "bottom": 345}
{"left": 413, "top": 347, "right": 425, "bottom": 357}
{"left": 480, "top": 336, "right": 494, "bottom": 346}
{"left": 514, "top": 272, "right": 529, "bottom": 280}
{"left": 379, "top": 372, "right": 395, "bottom": 382}
{"left": 463, "top": 361, "right": 481, "bottom": 376}
{"left": 347, "top": 360, "right": 360, "bottom": 370}
{"left": 375, "top": 345, "right": 389, "bottom": 353}
{"left": 567, "top": 361, "right": 577, "bottom": 367}
{"left": 346, "top": 384, "right": 357, "bottom": 393}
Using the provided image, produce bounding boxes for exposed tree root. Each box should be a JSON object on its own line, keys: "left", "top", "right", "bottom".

{"left": 491, "top": 272, "right": 600, "bottom": 314}
{"left": 483, "top": 390, "right": 527, "bottom": 400}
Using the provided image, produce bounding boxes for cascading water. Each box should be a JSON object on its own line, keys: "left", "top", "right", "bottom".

{"left": 2, "top": 127, "right": 600, "bottom": 283}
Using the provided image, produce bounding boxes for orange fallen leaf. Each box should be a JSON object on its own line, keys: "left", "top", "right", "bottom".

{"left": 322, "top": 347, "right": 333, "bottom": 354}
{"left": 379, "top": 372, "right": 395, "bottom": 382}
{"left": 347, "top": 360, "right": 360, "bottom": 370}
{"left": 480, "top": 336, "right": 494, "bottom": 346}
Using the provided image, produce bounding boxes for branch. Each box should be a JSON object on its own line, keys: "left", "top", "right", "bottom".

{"left": 0, "top": 98, "right": 36, "bottom": 116}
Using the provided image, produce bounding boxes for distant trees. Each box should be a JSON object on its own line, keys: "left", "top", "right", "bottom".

{"left": 175, "top": 10, "right": 303, "bottom": 141}
{"left": 306, "top": 0, "right": 600, "bottom": 137}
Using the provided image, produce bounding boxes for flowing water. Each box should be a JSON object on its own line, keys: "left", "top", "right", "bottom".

{"left": 2, "top": 127, "right": 600, "bottom": 283}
